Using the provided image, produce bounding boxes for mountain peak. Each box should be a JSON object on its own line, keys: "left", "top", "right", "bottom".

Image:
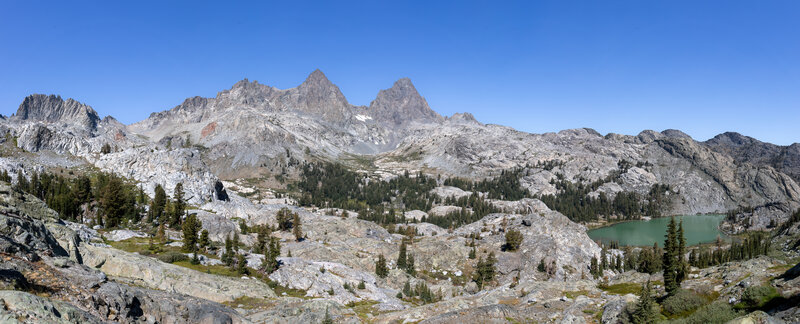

{"left": 302, "top": 69, "right": 332, "bottom": 87}
{"left": 369, "top": 78, "right": 442, "bottom": 126}
{"left": 15, "top": 94, "right": 100, "bottom": 132}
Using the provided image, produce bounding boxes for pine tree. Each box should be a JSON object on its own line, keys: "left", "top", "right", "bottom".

{"left": 676, "top": 219, "right": 687, "bottom": 286}
{"left": 403, "top": 280, "right": 413, "bottom": 297}
{"left": 170, "top": 183, "right": 185, "bottom": 227}
{"left": 406, "top": 254, "right": 416, "bottom": 276}
{"left": 101, "top": 175, "right": 126, "bottom": 228}
{"left": 322, "top": 307, "right": 333, "bottom": 324}
{"left": 375, "top": 254, "right": 388, "bottom": 278}
{"left": 292, "top": 212, "right": 303, "bottom": 241}
{"left": 601, "top": 247, "right": 608, "bottom": 271}
{"left": 199, "top": 229, "right": 210, "bottom": 250}
{"left": 156, "top": 223, "right": 167, "bottom": 244}
{"left": 236, "top": 253, "right": 248, "bottom": 275}
{"left": 468, "top": 245, "right": 477, "bottom": 259}
{"left": 590, "top": 256, "right": 600, "bottom": 279}
{"left": 663, "top": 217, "right": 679, "bottom": 295}
{"left": 276, "top": 208, "right": 293, "bottom": 231}
{"left": 504, "top": 228, "right": 523, "bottom": 251}
{"left": 473, "top": 252, "right": 497, "bottom": 288}
{"left": 262, "top": 236, "right": 281, "bottom": 274}
{"left": 181, "top": 213, "right": 202, "bottom": 253}
{"left": 397, "top": 239, "right": 408, "bottom": 270}
{"left": 150, "top": 184, "right": 167, "bottom": 222}
{"left": 222, "top": 235, "right": 234, "bottom": 266}
{"left": 631, "top": 280, "right": 659, "bottom": 324}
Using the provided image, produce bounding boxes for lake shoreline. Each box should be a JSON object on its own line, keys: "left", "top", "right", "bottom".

{"left": 584, "top": 212, "right": 726, "bottom": 231}
{"left": 586, "top": 214, "right": 728, "bottom": 247}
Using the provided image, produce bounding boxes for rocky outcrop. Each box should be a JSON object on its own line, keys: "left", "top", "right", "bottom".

{"left": 0, "top": 183, "right": 248, "bottom": 323}
{"left": 0, "top": 290, "right": 102, "bottom": 324}
{"left": 706, "top": 132, "right": 800, "bottom": 183}
{"left": 14, "top": 94, "right": 100, "bottom": 133}
{"left": 79, "top": 244, "right": 276, "bottom": 303}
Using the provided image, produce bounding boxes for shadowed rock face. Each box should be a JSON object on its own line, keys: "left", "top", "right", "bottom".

{"left": 15, "top": 94, "right": 100, "bottom": 133}
{"left": 705, "top": 131, "right": 800, "bottom": 183}
{"left": 369, "top": 77, "right": 443, "bottom": 126}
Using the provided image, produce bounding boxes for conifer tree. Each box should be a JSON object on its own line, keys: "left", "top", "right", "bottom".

{"left": 222, "top": 234, "right": 234, "bottom": 266}
{"left": 590, "top": 256, "right": 600, "bottom": 279}
{"left": 663, "top": 217, "right": 679, "bottom": 295}
{"left": 199, "top": 229, "right": 210, "bottom": 250}
{"left": 676, "top": 219, "right": 687, "bottom": 285}
{"left": 397, "top": 239, "right": 408, "bottom": 270}
{"left": 150, "top": 184, "right": 166, "bottom": 222}
{"left": 101, "top": 175, "right": 126, "bottom": 228}
{"left": 406, "top": 254, "right": 416, "bottom": 276}
{"left": 322, "top": 307, "right": 333, "bottom": 324}
{"left": 181, "top": 213, "right": 202, "bottom": 253}
{"left": 631, "top": 280, "right": 659, "bottom": 324}
{"left": 236, "top": 253, "right": 248, "bottom": 275}
{"left": 504, "top": 228, "right": 523, "bottom": 251}
{"left": 170, "top": 183, "right": 185, "bottom": 227}
{"left": 292, "top": 212, "right": 303, "bottom": 241}
{"left": 375, "top": 254, "right": 388, "bottom": 278}
{"left": 276, "top": 208, "right": 293, "bottom": 231}
{"left": 601, "top": 247, "right": 608, "bottom": 271}
{"left": 261, "top": 236, "right": 281, "bottom": 274}
{"left": 156, "top": 223, "right": 167, "bottom": 244}
{"left": 473, "top": 252, "right": 497, "bottom": 288}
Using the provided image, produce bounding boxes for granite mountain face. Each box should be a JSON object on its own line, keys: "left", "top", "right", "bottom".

{"left": 5, "top": 70, "right": 800, "bottom": 226}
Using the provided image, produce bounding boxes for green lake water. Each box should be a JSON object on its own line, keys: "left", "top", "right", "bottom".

{"left": 587, "top": 215, "right": 728, "bottom": 247}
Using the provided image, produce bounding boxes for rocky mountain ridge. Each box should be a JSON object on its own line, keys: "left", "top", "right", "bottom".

{"left": 3, "top": 70, "right": 800, "bottom": 227}
{"left": 705, "top": 131, "right": 800, "bottom": 183}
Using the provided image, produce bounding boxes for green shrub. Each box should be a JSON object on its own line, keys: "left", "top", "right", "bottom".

{"left": 666, "top": 301, "right": 740, "bottom": 324}
{"left": 740, "top": 285, "right": 779, "bottom": 308}
{"left": 662, "top": 289, "right": 706, "bottom": 317}
{"left": 157, "top": 252, "right": 189, "bottom": 263}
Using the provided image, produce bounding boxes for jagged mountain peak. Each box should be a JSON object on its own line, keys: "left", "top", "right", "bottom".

{"left": 303, "top": 69, "right": 330, "bottom": 84}
{"left": 447, "top": 112, "right": 480, "bottom": 124}
{"left": 15, "top": 94, "right": 100, "bottom": 132}
{"left": 369, "top": 77, "right": 442, "bottom": 126}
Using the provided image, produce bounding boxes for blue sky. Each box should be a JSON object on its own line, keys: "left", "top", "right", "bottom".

{"left": 1, "top": 1, "right": 798, "bottom": 144}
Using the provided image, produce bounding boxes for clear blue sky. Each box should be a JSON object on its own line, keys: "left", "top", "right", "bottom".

{"left": 1, "top": 1, "right": 798, "bottom": 144}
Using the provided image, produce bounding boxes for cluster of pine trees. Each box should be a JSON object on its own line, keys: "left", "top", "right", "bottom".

{"left": 662, "top": 217, "right": 688, "bottom": 295}
{"left": 539, "top": 176, "right": 673, "bottom": 222}
{"left": 298, "top": 162, "right": 509, "bottom": 228}
{"left": 396, "top": 238, "right": 416, "bottom": 276}
{"left": 689, "top": 232, "right": 770, "bottom": 268}
{"left": 400, "top": 280, "right": 440, "bottom": 304}
{"left": 10, "top": 169, "right": 146, "bottom": 228}
{"left": 472, "top": 252, "right": 497, "bottom": 289}
{"left": 296, "top": 162, "right": 439, "bottom": 212}
{"left": 443, "top": 167, "right": 531, "bottom": 200}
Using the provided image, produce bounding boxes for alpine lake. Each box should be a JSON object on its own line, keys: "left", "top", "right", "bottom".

{"left": 587, "top": 214, "right": 728, "bottom": 247}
